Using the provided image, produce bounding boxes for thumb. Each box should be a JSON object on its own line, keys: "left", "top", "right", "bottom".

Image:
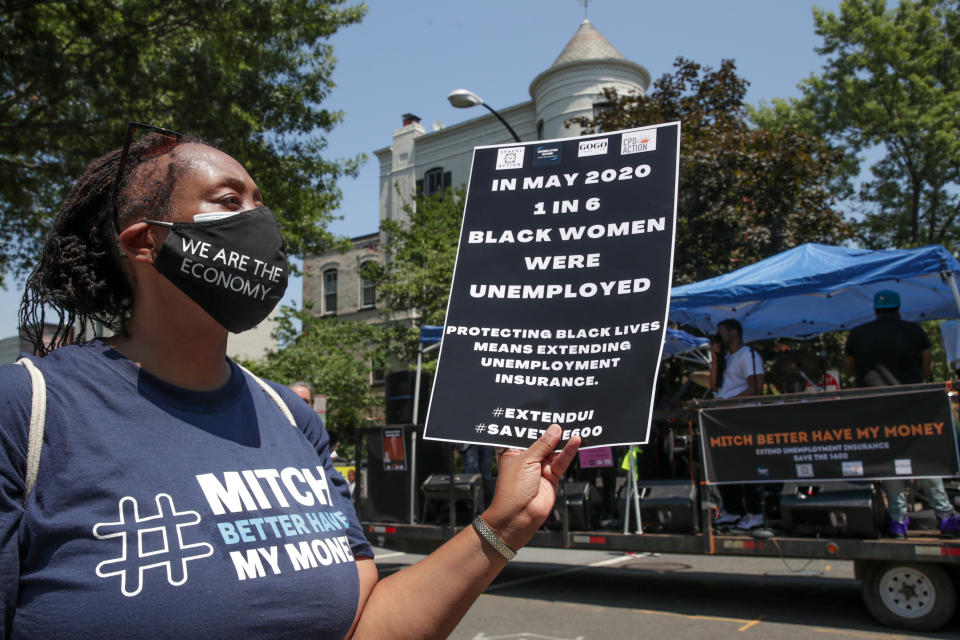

{"left": 526, "top": 424, "right": 563, "bottom": 461}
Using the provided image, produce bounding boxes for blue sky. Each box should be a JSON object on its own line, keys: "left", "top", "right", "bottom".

{"left": 1, "top": 0, "right": 846, "bottom": 339}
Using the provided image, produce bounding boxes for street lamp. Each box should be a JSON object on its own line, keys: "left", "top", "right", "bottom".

{"left": 447, "top": 89, "right": 521, "bottom": 143}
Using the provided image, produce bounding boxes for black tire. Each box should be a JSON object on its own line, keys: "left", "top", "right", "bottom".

{"left": 860, "top": 561, "right": 956, "bottom": 631}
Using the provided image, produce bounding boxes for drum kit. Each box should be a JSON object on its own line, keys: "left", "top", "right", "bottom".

{"left": 687, "top": 350, "right": 824, "bottom": 394}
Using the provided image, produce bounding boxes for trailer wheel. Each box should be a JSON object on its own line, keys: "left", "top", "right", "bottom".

{"left": 860, "top": 561, "right": 956, "bottom": 631}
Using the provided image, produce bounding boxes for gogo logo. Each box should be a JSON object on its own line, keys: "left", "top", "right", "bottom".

{"left": 578, "top": 138, "right": 609, "bottom": 157}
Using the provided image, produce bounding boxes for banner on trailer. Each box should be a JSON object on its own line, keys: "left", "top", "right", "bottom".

{"left": 382, "top": 429, "right": 407, "bottom": 472}
{"left": 423, "top": 123, "right": 681, "bottom": 449}
{"left": 700, "top": 389, "right": 960, "bottom": 483}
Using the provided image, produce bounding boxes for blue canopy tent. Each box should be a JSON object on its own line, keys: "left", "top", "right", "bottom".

{"left": 662, "top": 327, "right": 710, "bottom": 361}
{"left": 669, "top": 244, "right": 960, "bottom": 343}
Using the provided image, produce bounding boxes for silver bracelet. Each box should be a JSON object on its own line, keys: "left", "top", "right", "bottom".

{"left": 472, "top": 515, "right": 517, "bottom": 560}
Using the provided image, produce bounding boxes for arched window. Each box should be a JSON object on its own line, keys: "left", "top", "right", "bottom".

{"left": 421, "top": 166, "right": 451, "bottom": 196}
{"left": 360, "top": 262, "right": 377, "bottom": 308}
{"left": 592, "top": 101, "right": 614, "bottom": 132}
{"left": 323, "top": 268, "right": 338, "bottom": 315}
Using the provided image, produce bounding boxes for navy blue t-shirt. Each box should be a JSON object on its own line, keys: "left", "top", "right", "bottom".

{"left": 0, "top": 341, "right": 373, "bottom": 639}
{"left": 845, "top": 316, "right": 932, "bottom": 386}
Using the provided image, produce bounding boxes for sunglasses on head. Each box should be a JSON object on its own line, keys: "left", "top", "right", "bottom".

{"left": 110, "top": 121, "right": 184, "bottom": 243}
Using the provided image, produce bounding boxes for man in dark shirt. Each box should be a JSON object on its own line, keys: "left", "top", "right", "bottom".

{"left": 845, "top": 290, "right": 958, "bottom": 538}
{"left": 845, "top": 290, "right": 931, "bottom": 386}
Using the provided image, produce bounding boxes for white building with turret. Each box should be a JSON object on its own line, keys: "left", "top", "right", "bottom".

{"left": 304, "top": 19, "right": 650, "bottom": 325}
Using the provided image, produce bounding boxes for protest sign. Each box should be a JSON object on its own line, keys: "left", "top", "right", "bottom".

{"left": 423, "top": 123, "right": 680, "bottom": 449}
{"left": 700, "top": 388, "right": 960, "bottom": 483}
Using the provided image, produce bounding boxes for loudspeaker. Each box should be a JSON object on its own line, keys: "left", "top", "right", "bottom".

{"left": 385, "top": 371, "right": 432, "bottom": 425}
{"left": 563, "top": 481, "right": 595, "bottom": 530}
{"left": 780, "top": 482, "right": 883, "bottom": 538}
{"left": 420, "top": 473, "right": 483, "bottom": 525}
{"left": 362, "top": 427, "right": 411, "bottom": 523}
{"left": 621, "top": 480, "right": 699, "bottom": 533}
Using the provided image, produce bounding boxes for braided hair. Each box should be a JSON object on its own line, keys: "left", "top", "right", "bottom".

{"left": 19, "top": 132, "right": 200, "bottom": 356}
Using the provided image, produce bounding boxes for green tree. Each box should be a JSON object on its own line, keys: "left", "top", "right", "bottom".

{"left": 239, "top": 305, "right": 386, "bottom": 437}
{"left": 1, "top": 0, "right": 365, "bottom": 285}
{"left": 573, "top": 58, "right": 853, "bottom": 284}
{"left": 365, "top": 187, "right": 466, "bottom": 329}
{"left": 798, "top": 0, "right": 960, "bottom": 249}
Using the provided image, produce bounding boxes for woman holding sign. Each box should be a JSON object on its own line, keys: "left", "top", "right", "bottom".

{"left": 0, "top": 124, "right": 580, "bottom": 639}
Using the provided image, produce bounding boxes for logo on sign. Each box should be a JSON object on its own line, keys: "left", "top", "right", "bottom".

{"left": 756, "top": 467, "right": 770, "bottom": 478}
{"left": 621, "top": 129, "right": 657, "bottom": 155}
{"left": 495, "top": 146, "right": 525, "bottom": 170}
{"left": 533, "top": 144, "right": 561, "bottom": 166}
{"left": 796, "top": 463, "right": 814, "bottom": 478}
{"left": 895, "top": 459, "right": 913, "bottom": 475}
{"left": 578, "top": 138, "right": 608, "bottom": 157}
{"left": 842, "top": 461, "right": 864, "bottom": 477}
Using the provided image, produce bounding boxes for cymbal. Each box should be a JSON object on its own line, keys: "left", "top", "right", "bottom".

{"left": 770, "top": 351, "right": 821, "bottom": 390}
{"left": 689, "top": 370, "right": 711, "bottom": 389}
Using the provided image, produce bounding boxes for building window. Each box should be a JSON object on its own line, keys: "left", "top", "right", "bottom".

{"left": 422, "top": 167, "right": 452, "bottom": 196}
{"left": 371, "top": 363, "right": 386, "bottom": 386}
{"left": 592, "top": 101, "right": 614, "bottom": 131}
{"left": 323, "top": 269, "right": 338, "bottom": 315}
{"left": 360, "top": 262, "right": 377, "bottom": 308}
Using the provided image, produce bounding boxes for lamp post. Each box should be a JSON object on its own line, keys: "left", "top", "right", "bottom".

{"left": 447, "top": 89, "right": 521, "bottom": 143}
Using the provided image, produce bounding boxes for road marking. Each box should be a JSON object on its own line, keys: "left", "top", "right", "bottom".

{"left": 589, "top": 555, "right": 638, "bottom": 567}
{"left": 487, "top": 555, "right": 634, "bottom": 591}
{"left": 374, "top": 552, "right": 406, "bottom": 560}
{"left": 812, "top": 628, "right": 911, "bottom": 639}
{"left": 634, "top": 609, "right": 754, "bottom": 625}
{"left": 583, "top": 609, "right": 910, "bottom": 638}
{"left": 738, "top": 617, "right": 763, "bottom": 631}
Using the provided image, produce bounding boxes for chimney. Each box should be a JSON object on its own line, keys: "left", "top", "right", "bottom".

{"left": 402, "top": 113, "right": 421, "bottom": 127}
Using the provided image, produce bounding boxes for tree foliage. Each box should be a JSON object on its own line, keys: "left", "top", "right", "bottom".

{"left": 239, "top": 305, "right": 385, "bottom": 436}
{"left": 365, "top": 187, "right": 466, "bottom": 329}
{"left": 798, "top": 0, "right": 960, "bottom": 249}
{"left": 1, "top": 0, "right": 365, "bottom": 285}
{"left": 572, "top": 58, "right": 853, "bottom": 284}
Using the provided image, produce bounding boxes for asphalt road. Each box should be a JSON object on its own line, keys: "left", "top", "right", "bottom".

{"left": 370, "top": 545, "right": 960, "bottom": 639}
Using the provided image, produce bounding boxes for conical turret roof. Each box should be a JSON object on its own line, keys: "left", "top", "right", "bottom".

{"left": 552, "top": 18, "right": 627, "bottom": 66}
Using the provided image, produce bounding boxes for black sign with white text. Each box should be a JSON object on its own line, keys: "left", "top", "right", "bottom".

{"left": 700, "top": 389, "right": 960, "bottom": 483}
{"left": 423, "top": 123, "right": 681, "bottom": 450}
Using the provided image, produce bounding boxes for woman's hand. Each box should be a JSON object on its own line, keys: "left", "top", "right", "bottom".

{"left": 348, "top": 425, "right": 580, "bottom": 639}
{"left": 480, "top": 424, "right": 580, "bottom": 551}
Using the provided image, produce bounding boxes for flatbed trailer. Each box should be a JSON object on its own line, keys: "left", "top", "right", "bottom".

{"left": 360, "top": 520, "right": 960, "bottom": 631}
{"left": 362, "top": 521, "right": 960, "bottom": 565}
{"left": 355, "top": 383, "right": 960, "bottom": 631}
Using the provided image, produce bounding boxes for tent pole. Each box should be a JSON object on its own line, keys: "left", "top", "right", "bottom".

{"left": 410, "top": 344, "right": 423, "bottom": 524}
{"left": 622, "top": 455, "right": 631, "bottom": 534}
{"left": 631, "top": 452, "right": 643, "bottom": 534}
{"left": 622, "top": 449, "right": 643, "bottom": 535}
{"left": 948, "top": 272, "right": 960, "bottom": 316}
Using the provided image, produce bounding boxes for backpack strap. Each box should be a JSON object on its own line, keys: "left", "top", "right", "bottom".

{"left": 235, "top": 364, "right": 297, "bottom": 428}
{"left": 15, "top": 358, "right": 47, "bottom": 505}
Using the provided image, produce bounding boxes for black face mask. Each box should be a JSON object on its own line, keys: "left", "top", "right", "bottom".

{"left": 144, "top": 206, "right": 288, "bottom": 333}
